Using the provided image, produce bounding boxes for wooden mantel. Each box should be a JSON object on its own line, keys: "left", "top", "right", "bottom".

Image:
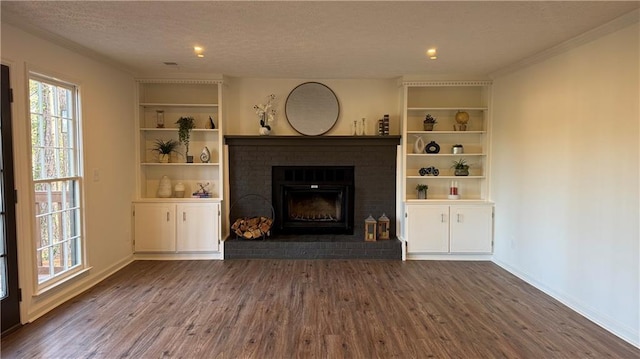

{"left": 224, "top": 135, "right": 401, "bottom": 146}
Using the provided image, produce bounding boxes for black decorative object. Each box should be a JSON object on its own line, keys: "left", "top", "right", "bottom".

{"left": 419, "top": 166, "right": 439, "bottom": 176}
{"left": 425, "top": 141, "right": 440, "bottom": 154}
{"left": 209, "top": 116, "right": 216, "bottom": 129}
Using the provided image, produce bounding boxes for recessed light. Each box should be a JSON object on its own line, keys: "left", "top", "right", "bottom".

{"left": 194, "top": 46, "right": 205, "bottom": 58}
{"left": 427, "top": 48, "right": 437, "bottom": 60}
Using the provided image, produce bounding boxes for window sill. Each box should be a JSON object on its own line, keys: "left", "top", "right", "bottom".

{"left": 33, "top": 266, "right": 93, "bottom": 297}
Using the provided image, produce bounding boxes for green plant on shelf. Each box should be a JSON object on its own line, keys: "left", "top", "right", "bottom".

{"left": 151, "top": 139, "right": 179, "bottom": 155}
{"left": 415, "top": 184, "right": 429, "bottom": 191}
{"left": 176, "top": 116, "right": 196, "bottom": 160}
{"left": 452, "top": 158, "right": 470, "bottom": 176}
{"left": 423, "top": 114, "right": 437, "bottom": 124}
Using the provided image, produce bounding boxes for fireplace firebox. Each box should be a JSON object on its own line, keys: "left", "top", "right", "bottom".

{"left": 273, "top": 166, "right": 354, "bottom": 235}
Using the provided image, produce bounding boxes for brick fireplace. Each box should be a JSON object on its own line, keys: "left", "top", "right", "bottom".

{"left": 224, "top": 135, "right": 401, "bottom": 259}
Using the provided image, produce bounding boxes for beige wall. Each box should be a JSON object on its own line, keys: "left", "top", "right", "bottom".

{"left": 223, "top": 77, "right": 400, "bottom": 136}
{"left": 1, "top": 23, "right": 136, "bottom": 322}
{"left": 491, "top": 21, "right": 639, "bottom": 345}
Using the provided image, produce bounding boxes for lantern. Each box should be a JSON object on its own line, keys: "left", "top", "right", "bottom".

{"left": 377, "top": 213, "right": 390, "bottom": 240}
{"left": 364, "top": 215, "right": 377, "bottom": 242}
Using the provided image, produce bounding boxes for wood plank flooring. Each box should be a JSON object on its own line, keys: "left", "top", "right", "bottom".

{"left": 2, "top": 260, "right": 638, "bottom": 358}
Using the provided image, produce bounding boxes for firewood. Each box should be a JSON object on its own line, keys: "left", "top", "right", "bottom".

{"left": 232, "top": 216, "right": 273, "bottom": 239}
{"left": 259, "top": 223, "right": 271, "bottom": 233}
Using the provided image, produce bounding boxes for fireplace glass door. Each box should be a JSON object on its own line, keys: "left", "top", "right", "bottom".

{"left": 273, "top": 166, "right": 354, "bottom": 235}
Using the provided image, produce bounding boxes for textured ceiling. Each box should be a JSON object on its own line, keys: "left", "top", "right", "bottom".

{"left": 2, "top": 1, "right": 639, "bottom": 78}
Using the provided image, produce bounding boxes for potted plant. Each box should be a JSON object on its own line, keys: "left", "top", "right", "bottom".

{"left": 176, "top": 116, "right": 196, "bottom": 163}
{"left": 423, "top": 114, "right": 437, "bottom": 131}
{"left": 416, "top": 184, "right": 429, "bottom": 199}
{"left": 151, "top": 139, "right": 179, "bottom": 163}
{"left": 452, "top": 158, "right": 470, "bottom": 176}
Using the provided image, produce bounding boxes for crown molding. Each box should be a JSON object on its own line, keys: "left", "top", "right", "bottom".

{"left": 490, "top": 9, "right": 640, "bottom": 79}
{"left": 136, "top": 78, "right": 223, "bottom": 85}
{"left": 402, "top": 80, "right": 492, "bottom": 87}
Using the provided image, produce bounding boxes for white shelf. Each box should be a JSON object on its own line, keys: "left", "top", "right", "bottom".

{"left": 136, "top": 79, "right": 223, "bottom": 202}
{"left": 408, "top": 130, "right": 485, "bottom": 135}
{"left": 140, "top": 128, "right": 219, "bottom": 132}
{"left": 141, "top": 162, "right": 220, "bottom": 167}
{"left": 403, "top": 81, "right": 491, "bottom": 203}
{"left": 406, "top": 199, "right": 492, "bottom": 204}
{"left": 134, "top": 198, "right": 221, "bottom": 203}
{"left": 407, "top": 175, "right": 485, "bottom": 179}
{"left": 140, "top": 103, "right": 218, "bottom": 108}
{"left": 408, "top": 107, "right": 488, "bottom": 111}
{"left": 407, "top": 153, "right": 485, "bottom": 157}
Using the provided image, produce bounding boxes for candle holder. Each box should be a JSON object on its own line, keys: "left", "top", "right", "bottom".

{"left": 156, "top": 110, "right": 165, "bottom": 128}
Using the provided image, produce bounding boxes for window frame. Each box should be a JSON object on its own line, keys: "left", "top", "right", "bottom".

{"left": 28, "top": 71, "right": 87, "bottom": 292}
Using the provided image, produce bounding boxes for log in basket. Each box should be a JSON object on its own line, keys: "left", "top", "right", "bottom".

{"left": 229, "top": 194, "right": 275, "bottom": 240}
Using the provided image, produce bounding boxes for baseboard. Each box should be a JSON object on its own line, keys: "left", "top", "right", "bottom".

{"left": 27, "top": 255, "right": 134, "bottom": 323}
{"left": 492, "top": 259, "right": 639, "bottom": 348}
{"left": 133, "top": 252, "right": 223, "bottom": 260}
{"left": 407, "top": 253, "right": 492, "bottom": 261}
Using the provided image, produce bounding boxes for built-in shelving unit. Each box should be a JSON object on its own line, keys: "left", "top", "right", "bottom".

{"left": 402, "top": 82, "right": 492, "bottom": 201}
{"left": 133, "top": 79, "right": 224, "bottom": 258}
{"left": 400, "top": 81, "right": 494, "bottom": 259}
{"left": 136, "top": 79, "right": 223, "bottom": 201}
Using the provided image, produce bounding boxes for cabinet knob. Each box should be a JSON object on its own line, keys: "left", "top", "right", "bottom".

{"left": 166, "top": 212, "right": 170, "bottom": 222}
{"left": 183, "top": 212, "right": 186, "bottom": 221}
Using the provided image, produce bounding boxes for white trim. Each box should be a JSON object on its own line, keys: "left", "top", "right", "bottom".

{"left": 402, "top": 80, "right": 492, "bottom": 87}
{"left": 493, "top": 259, "right": 640, "bottom": 348}
{"left": 406, "top": 253, "right": 493, "bottom": 261}
{"left": 136, "top": 78, "right": 223, "bottom": 85}
{"left": 33, "top": 267, "right": 92, "bottom": 297}
{"left": 133, "top": 252, "right": 223, "bottom": 260}
{"left": 491, "top": 9, "right": 640, "bottom": 78}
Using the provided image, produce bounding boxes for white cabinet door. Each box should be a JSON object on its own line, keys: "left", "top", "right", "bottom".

{"left": 450, "top": 205, "right": 493, "bottom": 253}
{"left": 176, "top": 203, "right": 219, "bottom": 252}
{"left": 406, "top": 204, "right": 449, "bottom": 253}
{"left": 134, "top": 203, "right": 176, "bottom": 252}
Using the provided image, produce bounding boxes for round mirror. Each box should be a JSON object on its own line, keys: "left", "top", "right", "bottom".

{"left": 285, "top": 82, "right": 339, "bottom": 136}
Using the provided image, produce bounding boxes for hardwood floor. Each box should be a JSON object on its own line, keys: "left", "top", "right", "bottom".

{"left": 2, "top": 260, "right": 638, "bottom": 358}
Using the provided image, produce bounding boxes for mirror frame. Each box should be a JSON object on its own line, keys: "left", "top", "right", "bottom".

{"left": 285, "top": 82, "right": 340, "bottom": 136}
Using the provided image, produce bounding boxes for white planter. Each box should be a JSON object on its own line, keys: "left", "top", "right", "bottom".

{"left": 259, "top": 127, "right": 271, "bottom": 136}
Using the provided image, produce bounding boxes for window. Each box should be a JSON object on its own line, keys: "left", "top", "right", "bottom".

{"left": 29, "top": 73, "right": 84, "bottom": 286}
